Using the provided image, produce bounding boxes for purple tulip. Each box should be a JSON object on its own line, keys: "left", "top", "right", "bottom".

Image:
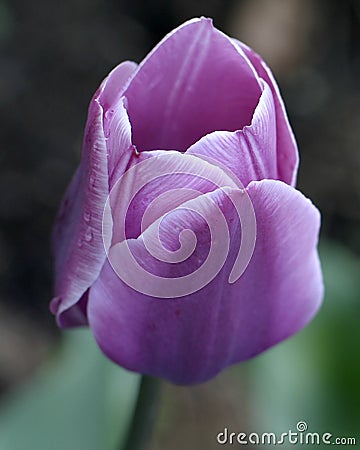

{"left": 51, "top": 18, "right": 323, "bottom": 384}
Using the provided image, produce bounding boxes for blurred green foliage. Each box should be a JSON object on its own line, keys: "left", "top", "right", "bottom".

{"left": 0, "top": 2, "right": 13, "bottom": 42}
{"left": 0, "top": 330, "right": 140, "bottom": 450}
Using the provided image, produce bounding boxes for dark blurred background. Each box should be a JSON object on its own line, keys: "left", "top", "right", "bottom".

{"left": 0, "top": 0, "right": 359, "bottom": 449}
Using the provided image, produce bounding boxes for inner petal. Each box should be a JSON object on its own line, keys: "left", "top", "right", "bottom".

{"left": 124, "top": 18, "right": 262, "bottom": 152}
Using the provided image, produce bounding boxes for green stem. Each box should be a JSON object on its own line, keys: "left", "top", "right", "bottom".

{"left": 122, "top": 376, "right": 162, "bottom": 450}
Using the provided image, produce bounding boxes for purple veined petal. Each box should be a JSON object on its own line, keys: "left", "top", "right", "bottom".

{"left": 225, "top": 179, "right": 323, "bottom": 364}
{"left": 107, "top": 150, "right": 244, "bottom": 242}
{"left": 123, "top": 17, "right": 262, "bottom": 153}
{"left": 96, "top": 63, "right": 139, "bottom": 186}
{"left": 97, "top": 60, "right": 138, "bottom": 114}
{"left": 51, "top": 100, "right": 110, "bottom": 328}
{"left": 87, "top": 179, "right": 323, "bottom": 384}
{"left": 88, "top": 186, "right": 245, "bottom": 384}
{"left": 187, "top": 79, "right": 278, "bottom": 186}
{"left": 104, "top": 97, "right": 136, "bottom": 187}
{"left": 107, "top": 187, "right": 234, "bottom": 297}
{"left": 52, "top": 62, "right": 247, "bottom": 328}
{"left": 51, "top": 65, "right": 138, "bottom": 327}
{"left": 233, "top": 39, "right": 299, "bottom": 186}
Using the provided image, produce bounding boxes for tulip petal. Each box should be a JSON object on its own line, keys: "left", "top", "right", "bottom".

{"left": 108, "top": 150, "right": 243, "bottom": 241}
{"left": 87, "top": 180, "right": 323, "bottom": 384}
{"left": 233, "top": 40, "right": 299, "bottom": 185}
{"left": 98, "top": 61, "right": 138, "bottom": 114}
{"left": 51, "top": 100, "right": 109, "bottom": 327}
{"left": 104, "top": 97, "right": 136, "bottom": 187}
{"left": 124, "top": 17, "right": 262, "bottom": 152}
{"left": 96, "top": 63, "right": 138, "bottom": 186}
{"left": 227, "top": 180, "right": 323, "bottom": 364}
{"left": 87, "top": 187, "right": 243, "bottom": 384}
{"left": 186, "top": 79, "right": 278, "bottom": 186}
{"left": 51, "top": 65, "right": 138, "bottom": 327}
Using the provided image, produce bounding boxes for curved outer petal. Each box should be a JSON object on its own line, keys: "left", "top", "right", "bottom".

{"left": 51, "top": 63, "right": 137, "bottom": 327}
{"left": 105, "top": 97, "right": 137, "bottom": 188}
{"left": 233, "top": 40, "right": 299, "bottom": 186}
{"left": 124, "top": 17, "right": 262, "bottom": 152}
{"left": 187, "top": 80, "right": 278, "bottom": 186}
{"left": 109, "top": 150, "right": 244, "bottom": 241}
{"left": 87, "top": 180, "right": 323, "bottom": 384}
{"left": 98, "top": 61, "right": 137, "bottom": 114}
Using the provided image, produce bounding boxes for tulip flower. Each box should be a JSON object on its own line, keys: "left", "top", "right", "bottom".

{"left": 51, "top": 18, "right": 323, "bottom": 385}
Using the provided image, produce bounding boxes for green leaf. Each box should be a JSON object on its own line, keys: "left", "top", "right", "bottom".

{"left": 0, "top": 329, "right": 140, "bottom": 450}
